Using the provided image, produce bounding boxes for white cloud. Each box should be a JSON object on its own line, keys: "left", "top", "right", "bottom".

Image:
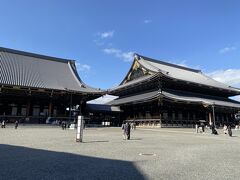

{"left": 94, "top": 31, "right": 114, "bottom": 46}
{"left": 207, "top": 69, "right": 240, "bottom": 101}
{"left": 144, "top": 19, "right": 152, "bottom": 24}
{"left": 219, "top": 46, "right": 236, "bottom": 54}
{"left": 174, "top": 60, "right": 188, "bottom": 67}
{"left": 230, "top": 95, "right": 240, "bottom": 102}
{"left": 98, "top": 31, "right": 114, "bottom": 39}
{"left": 93, "top": 39, "right": 105, "bottom": 46}
{"left": 87, "top": 94, "right": 118, "bottom": 104}
{"left": 207, "top": 69, "right": 240, "bottom": 86}
{"left": 76, "top": 62, "right": 91, "bottom": 71}
{"left": 103, "top": 48, "right": 121, "bottom": 54}
{"left": 103, "top": 48, "right": 134, "bottom": 62}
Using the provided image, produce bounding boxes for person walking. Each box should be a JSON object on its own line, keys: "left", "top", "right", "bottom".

{"left": 131, "top": 122, "right": 134, "bottom": 130}
{"left": 121, "top": 121, "right": 126, "bottom": 140}
{"left": 62, "top": 121, "right": 66, "bottom": 130}
{"left": 133, "top": 121, "right": 136, "bottom": 130}
{"left": 223, "top": 124, "right": 228, "bottom": 134}
{"left": 15, "top": 120, "right": 19, "bottom": 129}
{"left": 195, "top": 123, "right": 199, "bottom": 133}
{"left": 200, "top": 122, "right": 205, "bottom": 133}
{"left": 210, "top": 123, "right": 218, "bottom": 135}
{"left": 227, "top": 124, "right": 232, "bottom": 137}
{"left": 125, "top": 122, "right": 131, "bottom": 140}
{"left": 1, "top": 120, "right": 6, "bottom": 128}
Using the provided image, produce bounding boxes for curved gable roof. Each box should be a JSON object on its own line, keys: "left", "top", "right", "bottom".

{"left": 0, "top": 47, "right": 102, "bottom": 94}
{"left": 136, "top": 54, "right": 240, "bottom": 94}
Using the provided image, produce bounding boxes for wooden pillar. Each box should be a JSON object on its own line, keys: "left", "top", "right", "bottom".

{"left": 158, "top": 100, "right": 162, "bottom": 128}
{"left": 212, "top": 105, "right": 216, "bottom": 126}
{"left": 48, "top": 100, "right": 52, "bottom": 117}
{"left": 26, "top": 99, "right": 31, "bottom": 117}
{"left": 159, "top": 112, "right": 162, "bottom": 128}
{"left": 209, "top": 112, "right": 212, "bottom": 125}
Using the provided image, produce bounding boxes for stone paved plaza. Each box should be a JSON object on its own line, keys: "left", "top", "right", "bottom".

{"left": 1, "top": 125, "right": 240, "bottom": 180}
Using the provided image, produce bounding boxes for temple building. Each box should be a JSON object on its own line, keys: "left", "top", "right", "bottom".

{"left": 108, "top": 54, "right": 240, "bottom": 127}
{"left": 0, "top": 47, "right": 103, "bottom": 123}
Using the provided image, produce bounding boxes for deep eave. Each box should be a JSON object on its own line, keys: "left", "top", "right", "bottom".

{"left": 109, "top": 89, "right": 240, "bottom": 109}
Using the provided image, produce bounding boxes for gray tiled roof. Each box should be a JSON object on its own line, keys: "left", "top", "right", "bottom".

{"left": 109, "top": 89, "right": 240, "bottom": 108}
{"left": 86, "top": 104, "right": 121, "bottom": 112}
{"left": 109, "top": 73, "right": 158, "bottom": 92}
{"left": 163, "top": 89, "right": 240, "bottom": 108}
{"left": 108, "top": 90, "right": 160, "bottom": 105}
{"left": 137, "top": 54, "right": 240, "bottom": 94}
{"left": 0, "top": 47, "right": 102, "bottom": 94}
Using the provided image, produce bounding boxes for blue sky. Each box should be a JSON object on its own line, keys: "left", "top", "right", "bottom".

{"left": 1, "top": 0, "right": 240, "bottom": 95}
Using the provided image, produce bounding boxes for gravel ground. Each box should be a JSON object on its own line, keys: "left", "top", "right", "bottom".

{"left": 1, "top": 125, "right": 240, "bottom": 180}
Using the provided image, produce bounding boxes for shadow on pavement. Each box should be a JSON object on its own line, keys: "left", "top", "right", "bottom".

{"left": 0, "top": 144, "right": 146, "bottom": 180}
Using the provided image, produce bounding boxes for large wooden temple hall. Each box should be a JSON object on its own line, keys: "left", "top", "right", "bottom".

{"left": 1, "top": 47, "right": 240, "bottom": 127}
{"left": 0, "top": 47, "right": 103, "bottom": 123}
{"left": 108, "top": 54, "right": 240, "bottom": 127}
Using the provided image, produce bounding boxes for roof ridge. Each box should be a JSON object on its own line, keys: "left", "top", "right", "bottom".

{"left": 0, "top": 47, "right": 73, "bottom": 63}
{"left": 135, "top": 53, "right": 201, "bottom": 73}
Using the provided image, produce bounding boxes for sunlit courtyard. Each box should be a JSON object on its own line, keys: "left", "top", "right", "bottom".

{"left": 1, "top": 125, "right": 240, "bottom": 180}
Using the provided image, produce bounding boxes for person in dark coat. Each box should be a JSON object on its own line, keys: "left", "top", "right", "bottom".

{"left": 15, "top": 120, "right": 19, "bottom": 129}
{"left": 124, "top": 122, "right": 131, "bottom": 140}
{"left": 62, "top": 121, "right": 66, "bottom": 130}
{"left": 200, "top": 122, "right": 205, "bottom": 133}
{"left": 210, "top": 123, "right": 218, "bottom": 135}
{"left": 227, "top": 124, "right": 232, "bottom": 137}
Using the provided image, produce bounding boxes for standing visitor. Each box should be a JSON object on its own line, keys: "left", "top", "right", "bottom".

{"left": 210, "top": 123, "right": 218, "bottom": 135}
{"left": 125, "top": 122, "right": 131, "bottom": 140}
{"left": 227, "top": 124, "right": 232, "bottom": 137}
{"left": 133, "top": 121, "right": 136, "bottom": 130}
{"left": 15, "top": 120, "right": 19, "bottom": 129}
{"left": 62, "top": 121, "right": 66, "bottom": 130}
{"left": 121, "top": 121, "right": 126, "bottom": 140}
{"left": 195, "top": 124, "right": 198, "bottom": 133}
{"left": 131, "top": 122, "right": 134, "bottom": 130}
{"left": 1, "top": 120, "right": 6, "bottom": 128}
{"left": 200, "top": 122, "right": 205, "bottom": 133}
{"left": 223, "top": 124, "right": 228, "bottom": 134}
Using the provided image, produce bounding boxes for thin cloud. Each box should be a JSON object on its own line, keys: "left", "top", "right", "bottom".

{"left": 76, "top": 62, "right": 91, "bottom": 71}
{"left": 219, "top": 46, "right": 236, "bottom": 54}
{"left": 98, "top": 31, "right": 114, "bottom": 39}
{"left": 103, "top": 48, "right": 134, "bottom": 62}
{"left": 143, "top": 19, "right": 152, "bottom": 24}
{"left": 103, "top": 48, "right": 121, "bottom": 54}
{"left": 231, "top": 95, "right": 240, "bottom": 102}
{"left": 207, "top": 69, "right": 240, "bottom": 101}
{"left": 174, "top": 60, "right": 188, "bottom": 67}
{"left": 94, "top": 30, "right": 114, "bottom": 46}
{"left": 207, "top": 69, "right": 240, "bottom": 86}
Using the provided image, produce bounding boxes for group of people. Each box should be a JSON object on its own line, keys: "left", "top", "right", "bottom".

{"left": 196, "top": 122, "right": 218, "bottom": 135}
{"left": 1, "top": 120, "right": 19, "bottom": 129}
{"left": 121, "top": 121, "right": 137, "bottom": 140}
{"left": 223, "top": 124, "right": 232, "bottom": 137}
{"left": 196, "top": 122, "right": 233, "bottom": 136}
